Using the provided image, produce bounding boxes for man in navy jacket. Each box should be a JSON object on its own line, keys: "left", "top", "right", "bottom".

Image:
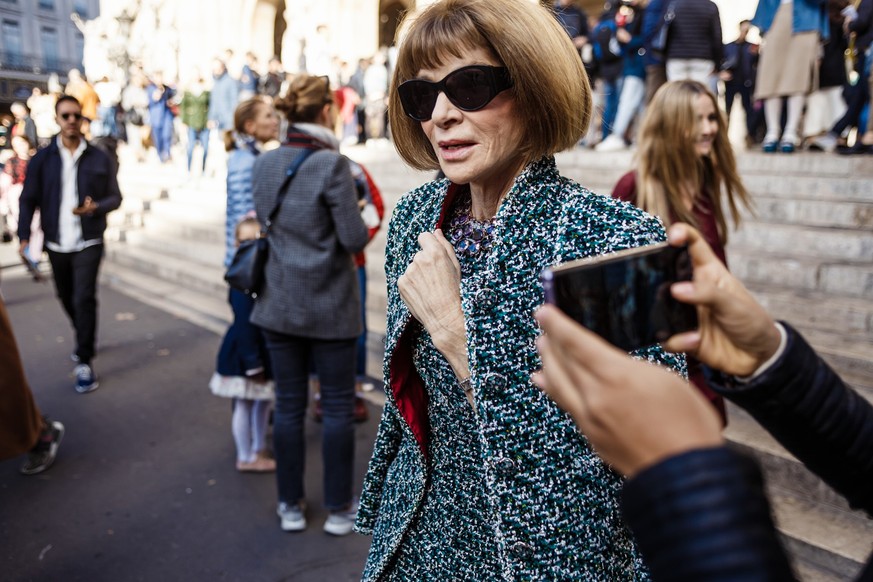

{"left": 18, "top": 95, "right": 122, "bottom": 393}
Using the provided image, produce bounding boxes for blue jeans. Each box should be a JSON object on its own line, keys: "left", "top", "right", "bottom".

{"left": 601, "top": 77, "right": 622, "bottom": 140}
{"left": 151, "top": 120, "right": 174, "bottom": 163}
{"left": 186, "top": 127, "right": 209, "bottom": 172}
{"left": 263, "top": 330, "right": 356, "bottom": 510}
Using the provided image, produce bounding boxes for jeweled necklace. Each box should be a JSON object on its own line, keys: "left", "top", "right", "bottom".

{"left": 447, "top": 195, "right": 496, "bottom": 258}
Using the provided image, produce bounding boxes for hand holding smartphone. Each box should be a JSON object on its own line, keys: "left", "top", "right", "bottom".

{"left": 72, "top": 196, "right": 99, "bottom": 216}
{"left": 541, "top": 243, "right": 697, "bottom": 352}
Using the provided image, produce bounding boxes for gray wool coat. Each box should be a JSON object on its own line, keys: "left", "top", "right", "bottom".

{"left": 249, "top": 145, "right": 369, "bottom": 340}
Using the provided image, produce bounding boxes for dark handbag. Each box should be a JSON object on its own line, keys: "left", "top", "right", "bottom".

{"left": 225, "top": 236, "right": 268, "bottom": 295}
{"left": 651, "top": 1, "right": 676, "bottom": 55}
{"left": 224, "top": 147, "right": 319, "bottom": 296}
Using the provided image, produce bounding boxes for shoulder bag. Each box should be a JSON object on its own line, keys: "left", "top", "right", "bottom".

{"left": 225, "top": 147, "right": 318, "bottom": 296}
{"left": 651, "top": 1, "right": 677, "bottom": 55}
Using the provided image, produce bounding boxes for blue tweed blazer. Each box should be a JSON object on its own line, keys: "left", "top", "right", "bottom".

{"left": 356, "top": 157, "right": 685, "bottom": 581}
{"left": 249, "top": 145, "right": 369, "bottom": 340}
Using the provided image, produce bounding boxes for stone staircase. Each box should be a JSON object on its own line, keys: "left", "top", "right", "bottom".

{"left": 102, "top": 144, "right": 873, "bottom": 581}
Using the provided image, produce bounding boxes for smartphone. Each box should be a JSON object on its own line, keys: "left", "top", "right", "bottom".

{"left": 541, "top": 242, "right": 697, "bottom": 352}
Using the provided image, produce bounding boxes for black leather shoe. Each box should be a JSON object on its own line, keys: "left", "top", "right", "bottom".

{"left": 836, "top": 142, "right": 873, "bottom": 155}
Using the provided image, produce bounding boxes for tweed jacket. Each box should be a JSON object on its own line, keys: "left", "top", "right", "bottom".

{"left": 356, "top": 157, "right": 685, "bottom": 581}
{"left": 249, "top": 144, "right": 369, "bottom": 340}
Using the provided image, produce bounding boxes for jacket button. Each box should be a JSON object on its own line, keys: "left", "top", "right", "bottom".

{"left": 483, "top": 372, "right": 506, "bottom": 390}
{"left": 509, "top": 541, "right": 534, "bottom": 559}
{"left": 494, "top": 457, "right": 517, "bottom": 476}
{"left": 474, "top": 287, "right": 496, "bottom": 305}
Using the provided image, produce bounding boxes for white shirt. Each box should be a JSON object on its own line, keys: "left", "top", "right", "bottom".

{"left": 46, "top": 136, "right": 100, "bottom": 253}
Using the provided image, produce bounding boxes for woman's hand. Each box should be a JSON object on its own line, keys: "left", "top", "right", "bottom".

{"left": 534, "top": 304, "right": 723, "bottom": 477}
{"left": 663, "top": 224, "right": 782, "bottom": 377}
{"left": 398, "top": 229, "right": 469, "bottom": 376}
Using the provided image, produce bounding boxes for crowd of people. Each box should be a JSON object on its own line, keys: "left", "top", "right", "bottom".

{"left": 1, "top": 0, "right": 870, "bottom": 580}
{"left": 0, "top": 47, "right": 395, "bottom": 181}
{"left": 554, "top": 0, "right": 873, "bottom": 155}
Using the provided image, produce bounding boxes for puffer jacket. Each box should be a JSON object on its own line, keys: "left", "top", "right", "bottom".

{"left": 623, "top": 323, "right": 873, "bottom": 580}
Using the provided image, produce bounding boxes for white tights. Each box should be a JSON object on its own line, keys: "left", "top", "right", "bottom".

{"left": 764, "top": 94, "right": 805, "bottom": 144}
{"left": 231, "top": 398, "right": 272, "bottom": 463}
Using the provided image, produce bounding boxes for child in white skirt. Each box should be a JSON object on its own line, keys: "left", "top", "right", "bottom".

{"left": 209, "top": 217, "right": 276, "bottom": 472}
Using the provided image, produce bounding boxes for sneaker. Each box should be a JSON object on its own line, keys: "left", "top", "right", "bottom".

{"left": 323, "top": 501, "right": 358, "bottom": 536}
{"left": 74, "top": 364, "right": 99, "bottom": 394}
{"left": 836, "top": 142, "right": 873, "bottom": 156}
{"left": 236, "top": 457, "right": 276, "bottom": 472}
{"left": 779, "top": 141, "right": 796, "bottom": 154}
{"left": 277, "top": 502, "right": 307, "bottom": 532}
{"left": 594, "top": 134, "right": 627, "bottom": 152}
{"left": 761, "top": 141, "right": 778, "bottom": 153}
{"left": 808, "top": 133, "right": 837, "bottom": 153}
{"left": 20, "top": 420, "right": 65, "bottom": 475}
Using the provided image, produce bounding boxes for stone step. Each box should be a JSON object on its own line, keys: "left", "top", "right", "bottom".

{"left": 101, "top": 259, "right": 230, "bottom": 337}
{"left": 747, "top": 287, "right": 873, "bottom": 343}
{"left": 800, "top": 329, "right": 873, "bottom": 395}
{"left": 794, "top": 561, "right": 850, "bottom": 582}
{"left": 108, "top": 234, "right": 390, "bottom": 340}
{"left": 772, "top": 491, "right": 872, "bottom": 580}
{"left": 730, "top": 250, "right": 872, "bottom": 299}
{"left": 742, "top": 174, "right": 873, "bottom": 204}
{"left": 731, "top": 223, "right": 873, "bottom": 263}
{"left": 742, "top": 199, "right": 873, "bottom": 231}
{"left": 724, "top": 406, "right": 873, "bottom": 579}
{"left": 142, "top": 211, "right": 225, "bottom": 245}
{"left": 553, "top": 150, "right": 873, "bottom": 202}
{"left": 106, "top": 244, "right": 227, "bottom": 297}
{"left": 736, "top": 152, "right": 873, "bottom": 178}
{"left": 125, "top": 230, "right": 225, "bottom": 268}
{"left": 144, "top": 197, "right": 226, "bottom": 228}
{"left": 555, "top": 150, "right": 873, "bottom": 179}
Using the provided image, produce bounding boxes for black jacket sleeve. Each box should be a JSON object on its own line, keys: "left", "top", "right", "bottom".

{"left": 622, "top": 447, "right": 797, "bottom": 581}
{"left": 17, "top": 150, "right": 43, "bottom": 242}
{"left": 707, "top": 323, "right": 873, "bottom": 517}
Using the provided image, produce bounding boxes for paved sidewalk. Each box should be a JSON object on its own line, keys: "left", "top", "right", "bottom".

{"left": 0, "top": 264, "right": 379, "bottom": 582}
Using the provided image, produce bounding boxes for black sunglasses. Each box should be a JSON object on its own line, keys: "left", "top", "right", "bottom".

{"left": 60, "top": 112, "right": 83, "bottom": 121}
{"left": 397, "top": 65, "right": 513, "bottom": 122}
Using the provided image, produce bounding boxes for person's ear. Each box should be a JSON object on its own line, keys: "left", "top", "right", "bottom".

{"left": 243, "top": 118, "right": 256, "bottom": 136}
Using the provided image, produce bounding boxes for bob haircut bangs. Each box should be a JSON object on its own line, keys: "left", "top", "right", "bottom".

{"left": 389, "top": 0, "right": 591, "bottom": 171}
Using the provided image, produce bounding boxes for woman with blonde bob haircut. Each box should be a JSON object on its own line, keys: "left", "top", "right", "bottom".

{"left": 387, "top": 0, "right": 592, "bottom": 170}
{"left": 612, "top": 80, "right": 754, "bottom": 423}
{"left": 357, "top": 0, "right": 683, "bottom": 579}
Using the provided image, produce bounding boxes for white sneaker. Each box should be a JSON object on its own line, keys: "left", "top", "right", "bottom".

{"left": 277, "top": 502, "right": 306, "bottom": 532}
{"left": 323, "top": 501, "right": 358, "bottom": 536}
{"left": 808, "top": 133, "right": 837, "bottom": 153}
{"left": 595, "top": 134, "right": 627, "bottom": 152}
{"left": 74, "top": 364, "right": 99, "bottom": 394}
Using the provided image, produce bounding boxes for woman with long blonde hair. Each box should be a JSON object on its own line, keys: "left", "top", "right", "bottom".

{"left": 613, "top": 80, "right": 751, "bottom": 258}
{"left": 612, "top": 79, "right": 753, "bottom": 421}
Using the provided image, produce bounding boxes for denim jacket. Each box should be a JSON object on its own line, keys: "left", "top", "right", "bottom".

{"left": 752, "top": 0, "right": 829, "bottom": 38}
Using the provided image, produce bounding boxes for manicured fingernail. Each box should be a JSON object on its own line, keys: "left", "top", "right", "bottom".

{"left": 671, "top": 282, "right": 693, "bottom": 295}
